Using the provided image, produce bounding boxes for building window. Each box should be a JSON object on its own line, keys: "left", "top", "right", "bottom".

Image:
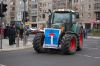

{"left": 42, "top": 14, "right": 45, "bottom": 18}
{"left": 96, "top": 12, "right": 100, "bottom": 20}
{"left": 82, "top": 13, "right": 83, "bottom": 17}
{"left": 12, "top": 7, "right": 15, "bottom": 11}
{"left": 74, "top": 0, "right": 78, "bottom": 3}
{"left": 89, "top": 5, "right": 91, "bottom": 9}
{"left": 11, "top": 17, "right": 15, "bottom": 21}
{"left": 32, "top": 4, "right": 37, "bottom": 8}
{"left": 95, "top": 3, "right": 100, "bottom": 9}
{"left": 32, "top": 16, "right": 37, "bottom": 22}
{"left": 88, "top": 13, "right": 91, "bottom": 18}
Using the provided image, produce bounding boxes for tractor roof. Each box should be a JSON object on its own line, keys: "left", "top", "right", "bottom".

{"left": 53, "top": 9, "right": 75, "bottom": 13}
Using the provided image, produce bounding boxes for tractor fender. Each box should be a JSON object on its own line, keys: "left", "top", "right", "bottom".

{"left": 65, "top": 31, "right": 78, "bottom": 38}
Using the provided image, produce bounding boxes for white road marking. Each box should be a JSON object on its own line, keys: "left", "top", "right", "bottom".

{"left": 76, "top": 54, "right": 100, "bottom": 59}
{"left": 0, "top": 64, "right": 6, "bottom": 66}
{"left": 83, "top": 47, "right": 100, "bottom": 50}
{"left": 76, "top": 46, "right": 100, "bottom": 59}
{"left": 88, "top": 36, "right": 100, "bottom": 39}
{"left": 94, "top": 57, "right": 100, "bottom": 59}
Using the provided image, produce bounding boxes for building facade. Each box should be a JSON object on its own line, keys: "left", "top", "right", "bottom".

{"left": 28, "top": 0, "right": 38, "bottom": 22}
{"left": 80, "top": 0, "right": 100, "bottom": 29}
{"left": 1, "top": 0, "right": 100, "bottom": 29}
{"left": 37, "top": 0, "right": 52, "bottom": 22}
{"left": 52, "top": 0, "right": 72, "bottom": 10}
{"left": 5, "top": 0, "right": 28, "bottom": 23}
{"left": 8, "top": 0, "right": 16, "bottom": 22}
{"left": 1, "top": 0, "right": 17, "bottom": 23}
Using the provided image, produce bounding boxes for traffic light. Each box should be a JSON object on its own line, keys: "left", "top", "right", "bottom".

{"left": 23, "top": 11, "right": 28, "bottom": 18}
{"left": 2, "top": 4, "right": 7, "bottom": 12}
{"left": 23, "top": 11, "right": 29, "bottom": 22}
{"left": 25, "top": 11, "right": 28, "bottom": 18}
{"left": 42, "top": 14, "right": 45, "bottom": 18}
{"left": 0, "top": 3, "right": 7, "bottom": 13}
{"left": 0, "top": 12, "right": 4, "bottom": 17}
{"left": 0, "top": 3, "right": 7, "bottom": 17}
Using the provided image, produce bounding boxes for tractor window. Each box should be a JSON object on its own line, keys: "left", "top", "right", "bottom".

{"left": 53, "top": 13, "right": 70, "bottom": 24}
{"left": 72, "top": 14, "right": 76, "bottom": 23}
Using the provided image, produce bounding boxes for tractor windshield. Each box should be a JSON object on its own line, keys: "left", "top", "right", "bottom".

{"left": 53, "top": 13, "right": 70, "bottom": 24}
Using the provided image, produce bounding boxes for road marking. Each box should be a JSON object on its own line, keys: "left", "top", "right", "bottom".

{"left": 88, "top": 36, "right": 100, "bottom": 39}
{"left": 83, "top": 47, "right": 100, "bottom": 50}
{"left": 76, "top": 54, "right": 100, "bottom": 59}
{"left": 94, "top": 57, "right": 100, "bottom": 59}
{"left": 0, "top": 64, "right": 6, "bottom": 66}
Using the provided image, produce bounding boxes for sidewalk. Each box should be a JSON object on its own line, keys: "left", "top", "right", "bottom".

{"left": 0, "top": 38, "right": 33, "bottom": 52}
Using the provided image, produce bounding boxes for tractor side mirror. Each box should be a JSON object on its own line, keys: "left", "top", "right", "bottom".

{"left": 48, "top": 13, "right": 52, "bottom": 28}
{"left": 75, "top": 12, "right": 79, "bottom": 19}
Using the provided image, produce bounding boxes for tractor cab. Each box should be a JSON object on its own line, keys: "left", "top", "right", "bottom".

{"left": 48, "top": 9, "right": 79, "bottom": 32}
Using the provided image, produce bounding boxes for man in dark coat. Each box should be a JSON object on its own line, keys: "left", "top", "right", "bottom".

{"left": 8, "top": 25, "right": 16, "bottom": 45}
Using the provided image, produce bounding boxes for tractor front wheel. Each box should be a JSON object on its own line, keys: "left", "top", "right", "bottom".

{"left": 33, "top": 33, "right": 45, "bottom": 53}
{"left": 61, "top": 34, "right": 77, "bottom": 55}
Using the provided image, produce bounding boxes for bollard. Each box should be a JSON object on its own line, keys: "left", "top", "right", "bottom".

{"left": 23, "top": 31, "right": 27, "bottom": 46}
{"left": 16, "top": 34, "right": 19, "bottom": 47}
{"left": 0, "top": 35, "right": 2, "bottom": 49}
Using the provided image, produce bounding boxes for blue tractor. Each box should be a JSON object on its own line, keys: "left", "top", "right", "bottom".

{"left": 33, "top": 10, "right": 84, "bottom": 54}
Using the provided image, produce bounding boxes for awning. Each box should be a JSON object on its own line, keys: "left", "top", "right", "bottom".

{"left": 93, "top": 20, "right": 100, "bottom": 24}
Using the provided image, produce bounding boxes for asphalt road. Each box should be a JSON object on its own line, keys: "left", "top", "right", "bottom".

{"left": 0, "top": 38, "right": 100, "bottom": 66}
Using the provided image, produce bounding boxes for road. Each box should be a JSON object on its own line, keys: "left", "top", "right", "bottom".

{"left": 0, "top": 37, "right": 100, "bottom": 66}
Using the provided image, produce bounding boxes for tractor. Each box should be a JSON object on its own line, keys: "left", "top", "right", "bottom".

{"left": 33, "top": 9, "right": 84, "bottom": 54}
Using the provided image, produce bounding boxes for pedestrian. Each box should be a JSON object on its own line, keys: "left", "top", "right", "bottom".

{"left": 38, "top": 24, "right": 45, "bottom": 31}
{"left": 4, "top": 26, "right": 8, "bottom": 39}
{"left": 0, "top": 26, "right": 2, "bottom": 35}
{"left": 6, "top": 25, "right": 10, "bottom": 38}
{"left": 24, "top": 25, "right": 29, "bottom": 36}
{"left": 8, "top": 24, "right": 16, "bottom": 45}
{"left": 84, "top": 28, "right": 88, "bottom": 39}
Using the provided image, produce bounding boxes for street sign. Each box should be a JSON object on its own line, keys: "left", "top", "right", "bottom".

{"left": 43, "top": 28, "right": 61, "bottom": 48}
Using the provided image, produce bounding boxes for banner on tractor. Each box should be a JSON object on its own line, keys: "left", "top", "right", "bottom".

{"left": 43, "top": 28, "right": 61, "bottom": 48}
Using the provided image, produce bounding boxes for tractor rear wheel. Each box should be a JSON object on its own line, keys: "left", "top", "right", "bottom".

{"left": 33, "top": 33, "right": 45, "bottom": 53}
{"left": 77, "top": 30, "right": 84, "bottom": 51}
{"left": 61, "top": 34, "right": 77, "bottom": 55}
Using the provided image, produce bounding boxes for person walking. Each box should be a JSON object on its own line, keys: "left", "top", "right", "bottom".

{"left": 8, "top": 25, "right": 16, "bottom": 45}
{"left": 4, "top": 26, "right": 9, "bottom": 39}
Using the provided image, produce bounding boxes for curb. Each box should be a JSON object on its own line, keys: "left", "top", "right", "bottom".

{"left": 0, "top": 45, "right": 33, "bottom": 52}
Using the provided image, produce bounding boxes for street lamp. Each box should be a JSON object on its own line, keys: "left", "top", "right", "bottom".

{"left": 23, "top": 0, "right": 27, "bottom": 24}
{"left": 0, "top": 1, "right": 7, "bottom": 49}
{"left": 23, "top": 0, "right": 27, "bottom": 46}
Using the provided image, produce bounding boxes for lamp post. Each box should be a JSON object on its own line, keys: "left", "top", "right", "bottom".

{"left": 23, "top": 0, "right": 27, "bottom": 24}
{"left": 0, "top": 1, "right": 3, "bottom": 49}
{"left": 23, "top": 0, "right": 27, "bottom": 46}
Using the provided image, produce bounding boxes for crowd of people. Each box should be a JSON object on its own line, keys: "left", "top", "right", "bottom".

{"left": 0, "top": 24, "right": 29, "bottom": 46}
